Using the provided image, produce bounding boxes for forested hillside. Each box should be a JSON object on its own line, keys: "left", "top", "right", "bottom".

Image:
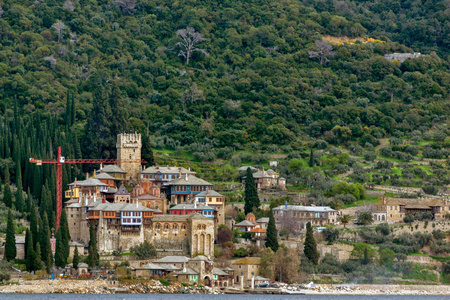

{"left": 0, "top": 0, "right": 449, "bottom": 166}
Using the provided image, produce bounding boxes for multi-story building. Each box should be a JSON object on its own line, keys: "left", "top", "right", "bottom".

{"left": 169, "top": 203, "right": 215, "bottom": 219}
{"left": 273, "top": 204, "right": 339, "bottom": 232}
{"left": 242, "top": 168, "right": 286, "bottom": 190}
{"left": 67, "top": 176, "right": 109, "bottom": 200}
{"left": 195, "top": 189, "right": 226, "bottom": 226}
{"left": 371, "top": 196, "right": 450, "bottom": 223}
{"left": 65, "top": 195, "right": 216, "bottom": 257}
{"left": 167, "top": 174, "right": 213, "bottom": 204}
{"left": 231, "top": 257, "right": 261, "bottom": 288}
{"left": 141, "top": 166, "right": 196, "bottom": 187}
{"left": 98, "top": 164, "right": 127, "bottom": 181}
{"left": 116, "top": 133, "right": 142, "bottom": 180}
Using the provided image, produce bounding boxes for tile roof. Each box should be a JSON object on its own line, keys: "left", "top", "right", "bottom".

{"left": 170, "top": 203, "right": 215, "bottom": 211}
{"left": 116, "top": 184, "right": 130, "bottom": 195}
{"left": 153, "top": 212, "right": 211, "bottom": 222}
{"left": 248, "top": 171, "right": 273, "bottom": 179}
{"left": 100, "top": 165, "right": 127, "bottom": 173}
{"left": 232, "top": 257, "right": 261, "bottom": 265}
{"left": 196, "top": 190, "right": 224, "bottom": 197}
{"left": 96, "top": 172, "right": 116, "bottom": 180}
{"left": 237, "top": 166, "right": 257, "bottom": 171}
{"left": 174, "top": 268, "right": 198, "bottom": 275}
{"left": 190, "top": 255, "right": 212, "bottom": 262}
{"left": 90, "top": 202, "right": 153, "bottom": 212}
{"left": 273, "top": 205, "right": 336, "bottom": 212}
{"left": 235, "top": 220, "right": 255, "bottom": 227}
{"left": 142, "top": 166, "right": 196, "bottom": 175}
{"left": 132, "top": 194, "right": 163, "bottom": 200}
{"left": 256, "top": 217, "right": 269, "bottom": 223}
{"left": 69, "top": 178, "right": 108, "bottom": 187}
{"left": 213, "top": 268, "right": 229, "bottom": 276}
{"left": 153, "top": 256, "right": 190, "bottom": 263}
{"left": 169, "top": 174, "right": 213, "bottom": 186}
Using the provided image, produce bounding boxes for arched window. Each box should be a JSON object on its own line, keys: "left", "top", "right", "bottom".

{"left": 197, "top": 225, "right": 201, "bottom": 230}
{"left": 173, "top": 224, "right": 178, "bottom": 230}
{"left": 155, "top": 223, "right": 161, "bottom": 229}
{"left": 202, "top": 225, "right": 206, "bottom": 230}
{"left": 181, "top": 224, "right": 186, "bottom": 230}
{"left": 164, "top": 223, "right": 170, "bottom": 230}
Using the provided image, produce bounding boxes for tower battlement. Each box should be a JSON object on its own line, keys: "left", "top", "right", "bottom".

{"left": 116, "top": 133, "right": 142, "bottom": 180}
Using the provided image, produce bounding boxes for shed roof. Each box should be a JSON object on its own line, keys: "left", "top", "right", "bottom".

{"left": 142, "top": 166, "right": 196, "bottom": 175}
{"left": 96, "top": 172, "right": 116, "bottom": 180}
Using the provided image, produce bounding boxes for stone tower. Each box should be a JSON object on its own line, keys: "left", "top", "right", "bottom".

{"left": 116, "top": 133, "right": 142, "bottom": 180}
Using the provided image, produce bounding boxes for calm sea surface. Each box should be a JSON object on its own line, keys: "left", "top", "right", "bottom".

{"left": 0, "top": 295, "right": 448, "bottom": 300}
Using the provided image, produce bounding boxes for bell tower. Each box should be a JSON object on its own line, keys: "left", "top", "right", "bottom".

{"left": 116, "top": 133, "right": 142, "bottom": 180}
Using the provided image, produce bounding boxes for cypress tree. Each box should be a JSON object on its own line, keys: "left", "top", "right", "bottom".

{"left": 54, "top": 229, "right": 65, "bottom": 267}
{"left": 66, "top": 91, "right": 72, "bottom": 127}
{"left": 265, "top": 209, "right": 279, "bottom": 252}
{"left": 3, "top": 184, "right": 12, "bottom": 208}
{"left": 14, "top": 187, "right": 24, "bottom": 213}
{"left": 40, "top": 212, "right": 53, "bottom": 272}
{"left": 142, "top": 133, "right": 154, "bottom": 167}
{"left": 73, "top": 246, "right": 79, "bottom": 269}
{"left": 34, "top": 242, "right": 43, "bottom": 271}
{"left": 244, "top": 167, "right": 259, "bottom": 214}
{"left": 4, "top": 210, "right": 16, "bottom": 261}
{"left": 29, "top": 201, "right": 38, "bottom": 249}
{"left": 59, "top": 209, "right": 70, "bottom": 263}
{"left": 87, "top": 223, "right": 99, "bottom": 267}
{"left": 304, "top": 222, "right": 320, "bottom": 264}
{"left": 26, "top": 187, "right": 32, "bottom": 214}
{"left": 70, "top": 93, "right": 76, "bottom": 126}
{"left": 4, "top": 162, "right": 10, "bottom": 184}
{"left": 309, "top": 149, "right": 314, "bottom": 167}
{"left": 25, "top": 229, "right": 35, "bottom": 271}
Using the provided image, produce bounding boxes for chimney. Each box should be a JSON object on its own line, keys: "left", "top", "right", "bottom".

{"left": 102, "top": 195, "right": 106, "bottom": 204}
{"left": 185, "top": 174, "right": 188, "bottom": 181}
{"left": 194, "top": 199, "right": 197, "bottom": 209}
{"left": 93, "top": 171, "right": 96, "bottom": 178}
{"left": 206, "top": 186, "right": 209, "bottom": 195}
{"left": 86, "top": 173, "right": 89, "bottom": 179}
{"left": 100, "top": 163, "right": 103, "bottom": 170}
{"left": 93, "top": 195, "right": 97, "bottom": 202}
{"left": 136, "top": 202, "right": 139, "bottom": 208}
{"left": 262, "top": 167, "right": 265, "bottom": 177}
{"left": 179, "top": 168, "right": 182, "bottom": 177}
{"left": 74, "top": 178, "right": 77, "bottom": 188}
{"left": 383, "top": 196, "right": 387, "bottom": 205}
{"left": 78, "top": 192, "right": 82, "bottom": 204}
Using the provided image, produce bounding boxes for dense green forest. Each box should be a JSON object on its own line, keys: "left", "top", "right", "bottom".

{"left": 0, "top": 0, "right": 449, "bottom": 198}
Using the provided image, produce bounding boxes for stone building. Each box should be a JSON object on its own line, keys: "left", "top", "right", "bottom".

{"left": 116, "top": 133, "right": 142, "bottom": 180}
{"left": 273, "top": 204, "right": 340, "bottom": 232}
{"left": 384, "top": 52, "right": 421, "bottom": 62}
{"left": 242, "top": 168, "right": 285, "bottom": 190}
{"left": 114, "top": 184, "right": 131, "bottom": 203}
{"left": 65, "top": 195, "right": 215, "bottom": 257}
{"left": 371, "top": 196, "right": 450, "bottom": 223}
{"left": 231, "top": 257, "right": 261, "bottom": 288}
{"left": 151, "top": 214, "right": 215, "bottom": 257}
{"left": 131, "top": 181, "right": 166, "bottom": 213}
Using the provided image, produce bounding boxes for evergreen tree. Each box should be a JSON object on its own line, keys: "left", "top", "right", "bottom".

{"left": 66, "top": 91, "right": 72, "bottom": 127}
{"left": 4, "top": 163, "right": 10, "bottom": 184}
{"left": 265, "top": 209, "right": 279, "bottom": 252}
{"left": 309, "top": 149, "right": 314, "bottom": 167}
{"left": 25, "top": 229, "right": 35, "bottom": 271}
{"left": 244, "top": 167, "right": 259, "bottom": 214}
{"left": 34, "top": 242, "right": 43, "bottom": 271}
{"left": 109, "top": 83, "right": 129, "bottom": 143}
{"left": 54, "top": 229, "right": 65, "bottom": 267}
{"left": 29, "top": 201, "right": 38, "bottom": 249}
{"left": 304, "top": 222, "right": 320, "bottom": 264}
{"left": 82, "top": 87, "right": 113, "bottom": 161}
{"left": 26, "top": 188, "right": 32, "bottom": 214}
{"left": 142, "top": 133, "right": 154, "bottom": 167}
{"left": 87, "top": 223, "right": 99, "bottom": 267}
{"left": 14, "top": 187, "right": 24, "bottom": 213}
{"left": 59, "top": 209, "right": 70, "bottom": 263}
{"left": 3, "top": 184, "right": 12, "bottom": 208}
{"left": 70, "top": 93, "right": 76, "bottom": 126}
{"left": 72, "top": 246, "right": 79, "bottom": 269}
{"left": 40, "top": 212, "right": 53, "bottom": 272}
{"left": 4, "top": 210, "right": 16, "bottom": 261}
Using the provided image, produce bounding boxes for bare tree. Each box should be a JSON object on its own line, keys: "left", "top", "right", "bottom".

{"left": 52, "top": 21, "right": 67, "bottom": 43}
{"left": 181, "top": 83, "right": 205, "bottom": 110}
{"left": 63, "top": 0, "right": 75, "bottom": 11}
{"left": 308, "top": 40, "right": 335, "bottom": 65}
{"left": 114, "top": 0, "right": 137, "bottom": 15}
{"left": 176, "top": 27, "right": 208, "bottom": 65}
{"left": 44, "top": 55, "right": 57, "bottom": 68}
{"left": 280, "top": 212, "right": 299, "bottom": 239}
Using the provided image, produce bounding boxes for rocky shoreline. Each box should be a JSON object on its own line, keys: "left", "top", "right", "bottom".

{"left": 0, "top": 279, "right": 219, "bottom": 294}
{"left": 0, "top": 280, "right": 449, "bottom": 295}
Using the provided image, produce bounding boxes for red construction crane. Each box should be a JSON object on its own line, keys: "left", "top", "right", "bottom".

{"left": 29, "top": 146, "right": 146, "bottom": 229}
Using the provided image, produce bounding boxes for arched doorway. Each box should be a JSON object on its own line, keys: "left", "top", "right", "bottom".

{"left": 204, "top": 276, "right": 212, "bottom": 286}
